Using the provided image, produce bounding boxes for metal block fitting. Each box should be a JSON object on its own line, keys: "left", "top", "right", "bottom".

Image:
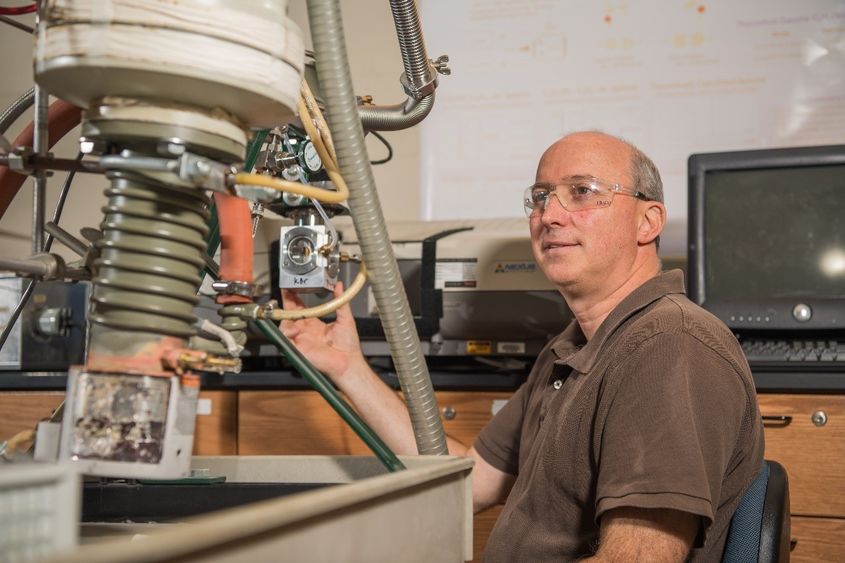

{"left": 7, "top": 146, "right": 33, "bottom": 174}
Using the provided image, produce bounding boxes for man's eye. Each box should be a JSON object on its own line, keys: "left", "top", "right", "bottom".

{"left": 570, "top": 184, "right": 596, "bottom": 199}
{"left": 530, "top": 189, "right": 550, "bottom": 204}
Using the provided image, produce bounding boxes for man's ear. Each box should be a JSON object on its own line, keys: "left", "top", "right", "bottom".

{"left": 637, "top": 201, "right": 666, "bottom": 246}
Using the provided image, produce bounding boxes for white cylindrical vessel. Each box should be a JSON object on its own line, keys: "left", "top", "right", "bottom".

{"left": 35, "top": 0, "right": 304, "bottom": 128}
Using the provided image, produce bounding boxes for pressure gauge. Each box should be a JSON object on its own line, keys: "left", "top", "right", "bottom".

{"left": 301, "top": 140, "right": 322, "bottom": 172}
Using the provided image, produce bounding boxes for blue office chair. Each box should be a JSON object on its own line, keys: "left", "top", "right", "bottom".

{"left": 722, "top": 460, "right": 791, "bottom": 563}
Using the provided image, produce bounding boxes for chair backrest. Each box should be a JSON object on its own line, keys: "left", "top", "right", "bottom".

{"left": 722, "top": 460, "right": 791, "bottom": 563}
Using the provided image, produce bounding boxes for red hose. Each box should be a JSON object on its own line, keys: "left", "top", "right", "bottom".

{"left": 213, "top": 192, "right": 254, "bottom": 304}
{"left": 0, "top": 99, "right": 82, "bottom": 220}
{"left": 0, "top": 4, "right": 37, "bottom": 15}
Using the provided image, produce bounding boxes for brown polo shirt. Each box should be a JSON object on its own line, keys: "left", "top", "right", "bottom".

{"left": 475, "top": 270, "right": 764, "bottom": 561}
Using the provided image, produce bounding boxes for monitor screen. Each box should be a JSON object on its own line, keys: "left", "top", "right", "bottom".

{"left": 688, "top": 145, "right": 845, "bottom": 331}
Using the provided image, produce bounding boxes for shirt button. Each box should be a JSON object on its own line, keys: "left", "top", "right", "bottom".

{"left": 553, "top": 379, "right": 563, "bottom": 390}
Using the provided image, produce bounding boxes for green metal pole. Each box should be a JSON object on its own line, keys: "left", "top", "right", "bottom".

{"left": 255, "top": 318, "right": 406, "bottom": 473}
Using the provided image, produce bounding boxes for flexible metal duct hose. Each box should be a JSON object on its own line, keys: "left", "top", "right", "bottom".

{"left": 388, "top": 0, "right": 431, "bottom": 83}
{"left": 0, "top": 87, "right": 35, "bottom": 135}
{"left": 356, "top": 0, "right": 436, "bottom": 131}
{"left": 307, "top": 0, "right": 448, "bottom": 455}
{"left": 89, "top": 171, "right": 210, "bottom": 338}
{"left": 358, "top": 93, "right": 434, "bottom": 132}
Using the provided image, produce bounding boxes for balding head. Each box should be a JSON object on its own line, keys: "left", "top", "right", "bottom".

{"left": 537, "top": 132, "right": 633, "bottom": 186}
{"left": 539, "top": 131, "right": 663, "bottom": 203}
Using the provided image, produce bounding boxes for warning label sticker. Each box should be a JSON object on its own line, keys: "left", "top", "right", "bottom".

{"left": 466, "top": 341, "right": 492, "bottom": 355}
{"left": 436, "top": 259, "right": 477, "bottom": 289}
{"left": 496, "top": 341, "right": 526, "bottom": 354}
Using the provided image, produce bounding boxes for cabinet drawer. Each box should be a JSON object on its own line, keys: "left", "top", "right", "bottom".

{"left": 340, "top": 391, "right": 513, "bottom": 455}
{"left": 473, "top": 504, "right": 504, "bottom": 563}
{"left": 239, "top": 390, "right": 358, "bottom": 455}
{"left": 437, "top": 391, "right": 512, "bottom": 449}
{"left": 238, "top": 390, "right": 514, "bottom": 456}
{"left": 758, "top": 394, "right": 845, "bottom": 517}
{"left": 0, "top": 391, "right": 64, "bottom": 440}
{"left": 193, "top": 390, "right": 238, "bottom": 455}
{"left": 790, "top": 516, "right": 845, "bottom": 562}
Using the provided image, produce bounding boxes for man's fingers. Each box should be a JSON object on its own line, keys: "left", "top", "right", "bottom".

{"left": 281, "top": 289, "right": 306, "bottom": 311}
{"left": 280, "top": 319, "right": 299, "bottom": 338}
{"left": 332, "top": 281, "right": 356, "bottom": 325}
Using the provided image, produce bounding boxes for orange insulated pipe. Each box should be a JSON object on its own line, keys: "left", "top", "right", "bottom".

{"left": 0, "top": 99, "right": 82, "bottom": 220}
{"left": 213, "top": 191, "right": 254, "bottom": 304}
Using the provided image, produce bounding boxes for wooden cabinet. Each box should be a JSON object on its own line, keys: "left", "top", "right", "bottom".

{"left": 193, "top": 390, "right": 238, "bottom": 455}
{"left": 437, "top": 391, "right": 509, "bottom": 448}
{"left": 0, "top": 390, "right": 237, "bottom": 456}
{"left": 12, "top": 387, "right": 843, "bottom": 560}
{"left": 238, "top": 389, "right": 510, "bottom": 561}
{"left": 436, "top": 391, "right": 511, "bottom": 562}
{"left": 759, "top": 393, "right": 845, "bottom": 562}
{"left": 0, "top": 391, "right": 64, "bottom": 445}
{"left": 790, "top": 517, "right": 845, "bottom": 563}
{"left": 239, "top": 389, "right": 369, "bottom": 455}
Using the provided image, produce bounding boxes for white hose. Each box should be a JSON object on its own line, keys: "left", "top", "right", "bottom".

{"left": 270, "top": 264, "right": 367, "bottom": 321}
{"left": 198, "top": 319, "right": 244, "bottom": 357}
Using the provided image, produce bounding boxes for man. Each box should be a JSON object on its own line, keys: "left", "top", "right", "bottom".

{"left": 282, "top": 131, "right": 764, "bottom": 561}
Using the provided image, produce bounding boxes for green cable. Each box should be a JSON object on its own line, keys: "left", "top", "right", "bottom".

{"left": 202, "top": 129, "right": 270, "bottom": 278}
{"left": 244, "top": 129, "right": 270, "bottom": 173}
{"left": 255, "top": 319, "right": 406, "bottom": 473}
{"left": 204, "top": 204, "right": 220, "bottom": 279}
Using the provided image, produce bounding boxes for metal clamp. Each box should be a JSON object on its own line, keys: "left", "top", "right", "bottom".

{"left": 398, "top": 54, "right": 450, "bottom": 100}
{"left": 399, "top": 65, "right": 439, "bottom": 100}
{"left": 98, "top": 152, "right": 232, "bottom": 192}
{"left": 211, "top": 280, "right": 255, "bottom": 298}
{"left": 179, "top": 153, "right": 232, "bottom": 191}
{"left": 6, "top": 146, "right": 33, "bottom": 174}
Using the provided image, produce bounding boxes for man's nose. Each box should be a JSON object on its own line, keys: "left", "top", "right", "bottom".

{"left": 540, "top": 191, "right": 569, "bottom": 225}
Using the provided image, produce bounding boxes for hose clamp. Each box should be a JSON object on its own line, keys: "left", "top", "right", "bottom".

{"left": 398, "top": 55, "right": 450, "bottom": 100}
{"left": 211, "top": 280, "right": 255, "bottom": 298}
{"left": 399, "top": 67, "right": 439, "bottom": 100}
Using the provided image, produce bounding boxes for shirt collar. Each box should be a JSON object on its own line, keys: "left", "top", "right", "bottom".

{"left": 551, "top": 269, "right": 686, "bottom": 373}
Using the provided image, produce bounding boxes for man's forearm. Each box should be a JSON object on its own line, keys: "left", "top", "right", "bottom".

{"left": 334, "top": 359, "right": 418, "bottom": 455}
{"left": 333, "top": 358, "right": 469, "bottom": 456}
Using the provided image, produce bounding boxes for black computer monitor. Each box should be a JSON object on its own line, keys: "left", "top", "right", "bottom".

{"left": 688, "top": 145, "right": 845, "bottom": 332}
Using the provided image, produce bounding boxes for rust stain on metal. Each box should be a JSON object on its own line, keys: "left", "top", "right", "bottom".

{"left": 86, "top": 336, "right": 187, "bottom": 377}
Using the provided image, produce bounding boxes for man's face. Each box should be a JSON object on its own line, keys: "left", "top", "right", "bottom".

{"left": 529, "top": 134, "right": 642, "bottom": 293}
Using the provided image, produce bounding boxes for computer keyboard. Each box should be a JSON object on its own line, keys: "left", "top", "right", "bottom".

{"left": 741, "top": 339, "right": 845, "bottom": 366}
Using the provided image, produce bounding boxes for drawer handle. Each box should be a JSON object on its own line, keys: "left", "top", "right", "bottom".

{"left": 442, "top": 406, "right": 457, "bottom": 420}
{"left": 761, "top": 415, "right": 792, "bottom": 427}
